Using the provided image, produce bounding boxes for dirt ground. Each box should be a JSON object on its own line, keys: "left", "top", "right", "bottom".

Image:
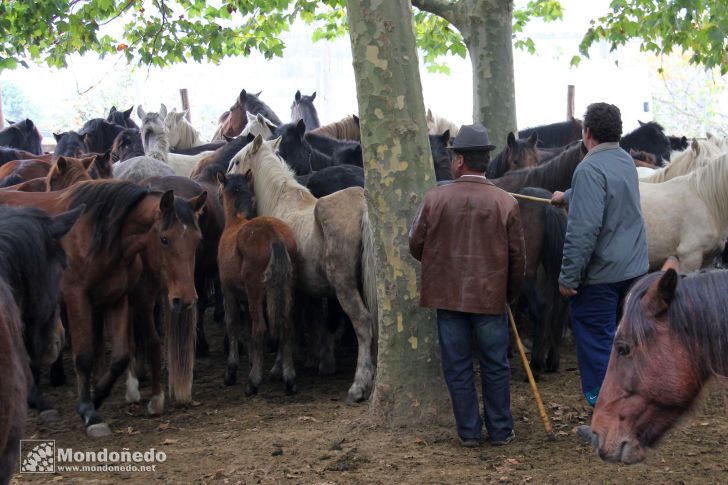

{"left": 13, "top": 315, "right": 728, "bottom": 485}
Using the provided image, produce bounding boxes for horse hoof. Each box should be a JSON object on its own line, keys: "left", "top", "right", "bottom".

{"left": 224, "top": 369, "right": 237, "bottom": 386}
{"left": 244, "top": 383, "right": 258, "bottom": 397}
{"left": 147, "top": 394, "right": 165, "bottom": 416}
{"left": 39, "top": 409, "right": 61, "bottom": 424}
{"left": 284, "top": 382, "right": 297, "bottom": 396}
{"left": 86, "top": 422, "right": 112, "bottom": 438}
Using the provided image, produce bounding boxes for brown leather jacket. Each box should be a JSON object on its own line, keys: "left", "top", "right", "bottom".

{"left": 409, "top": 176, "right": 526, "bottom": 314}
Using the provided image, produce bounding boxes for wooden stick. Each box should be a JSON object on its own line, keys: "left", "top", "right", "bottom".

{"left": 509, "top": 192, "right": 552, "bottom": 204}
{"left": 507, "top": 305, "right": 556, "bottom": 441}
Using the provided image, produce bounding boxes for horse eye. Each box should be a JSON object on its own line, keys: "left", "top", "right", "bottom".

{"left": 617, "top": 343, "right": 630, "bottom": 356}
{"left": 160, "top": 236, "right": 170, "bottom": 247}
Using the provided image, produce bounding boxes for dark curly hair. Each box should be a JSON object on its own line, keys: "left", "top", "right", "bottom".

{"left": 583, "top": 102, "right": 622, "bottom": 143}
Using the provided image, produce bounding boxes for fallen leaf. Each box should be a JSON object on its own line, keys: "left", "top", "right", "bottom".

{"left": 157, "top": 422, "right": 171, "bottom": 432}
{"left": 162, "top": 438, "right": 178, "bottom": 445}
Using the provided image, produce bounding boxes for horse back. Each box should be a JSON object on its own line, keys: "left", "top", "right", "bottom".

{"left": 314, "top": 187, "right": 367, "bottom": 256}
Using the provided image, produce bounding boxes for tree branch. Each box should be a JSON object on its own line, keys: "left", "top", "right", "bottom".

{"left": 411, "top": 0, "right": 457, "bottom": 25}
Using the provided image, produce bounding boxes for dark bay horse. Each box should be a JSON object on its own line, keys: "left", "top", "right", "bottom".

{"left": 290, "top": 90, "right": 320, "bottom": 131}
{"left": 0, "top": 119, "right": 43, "bottom": 155}
{"left": 518, "top": 118, "right": 582, "bottom": 149}
{"left": 492, "top": 141, "right": 587, "bottom": 193}
{"left": 111, "top": 128, "right": 144, "bottom": 163}
{"left": 588, "top": 267, "right": 728, "bottom": 464}
{"left": 0, "top": 181, "right": 196, "bottom": 437}
{"left": 212, "top": 89, "right": 282, "bottom": 141}
{"left": 107, "top": 106, "right": 138, "bottom": 129}
{"left": 0, "top": 159, "right": 50, "bottom": 188}
{"left": 53, "top": 131, "right": 89, "bottom": 159}
{"left": 79, "top": 119, "right": 126, "bottom": 154}
{"left": 218, "top": 172, "right": 298, "bottom": 395}
{"left": 0, "top": 205, "right": 83, "bottom": 424}
{"left": 487, "top": 132, "right": 540, "bottom": 179}
{"left": 0, "top": 147, "right": 48, "bottom": 166}
{"left": 619, "top": 121, "right": 671, "bottom": 166}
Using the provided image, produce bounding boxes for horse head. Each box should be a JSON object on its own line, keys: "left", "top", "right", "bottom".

{"left": 217, "top": 172, "right": 257, "bottom": 221}
{"left": 111, "top": 128, "right": 144, "bottom": 163}
{"left": 53, "top": 131, "right": 89, "bottom": 159}
{"left": 47, "top": 155, "right": 96, "bottom": 191}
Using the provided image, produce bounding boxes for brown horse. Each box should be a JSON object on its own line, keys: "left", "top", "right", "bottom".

{"left": 212, "top": 90, "right": 282, "bottom": 141}
{"left": 587, "top": 265, "right": 728, "bottom": 464}
{"left": 47, "top": 155, "right": 96, "bottom": 190}
{"left": 308, "top": 115, "right": 360, "bottom": 141}
{"left": 487, "top": 131, "right": 540, "bottom": 178}
{"left": 217, "top": 172, "right": 297, "bottom": 396}
{"left": 0, "top": 159, "right": 50, "bottom": 187}
{"left": 0, "top": 180, "right": 197, "bottom": 437}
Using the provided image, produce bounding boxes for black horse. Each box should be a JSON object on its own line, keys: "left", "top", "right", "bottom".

{"left": 0, "top": 119, "right": 43, "bottom": 155}
{"left": 107, "top": 106, "right": 139, "bottom": 130}
{"left": 290, "top": 90, "right": 320, "bottom": 131}
{"left": 619, "top": 121, "right": 671, "bottom": 166}
{"left": 518, "top": 118, "right": 582, "bottom": 149}
{"left": 273, "top": 120, "right": 334, "bottom": 175}
{"left": 488, "top": 132, "right": 539, "bottom": 179}
{"left": 78, "top": 118, "right": 126, "bottom": 154}
{"left": 53, "top": 131, "right": 89, "bottom": 159}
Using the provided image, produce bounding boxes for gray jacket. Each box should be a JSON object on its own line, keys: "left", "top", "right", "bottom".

{"left": 559, "top": 142, "right": 648, "bottom": 288}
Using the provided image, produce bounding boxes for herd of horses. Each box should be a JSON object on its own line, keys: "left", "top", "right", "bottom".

{"left": 0, "top": 87, "right": 726, "bottom": 480}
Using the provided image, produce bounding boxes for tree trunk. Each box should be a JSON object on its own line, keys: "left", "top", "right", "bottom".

{"left": 0, "top": 87, "right": 4, "bottom": 129}
{"left": 413, "top": 0, "right": 517, "bottom": 152}
{"left": 346, "top": 0, "right": 451, "bottom": 427}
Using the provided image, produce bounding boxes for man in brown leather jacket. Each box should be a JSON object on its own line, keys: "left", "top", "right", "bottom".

{"left": 409, "top": 123, "right": 526, "bottom": 447}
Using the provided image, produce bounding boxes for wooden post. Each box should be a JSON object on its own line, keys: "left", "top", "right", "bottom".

{"left": 566, "top": 85, "right": 575, "bottom": 120}
{"left": 179, "top": 88, "right": 191, "bottom": 122}
{"left": 0, "top": 87, "right": 5, "bottom": 129}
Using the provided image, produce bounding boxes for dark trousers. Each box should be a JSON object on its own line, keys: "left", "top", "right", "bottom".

{"left": 570, "top": 278, "right": 636, "bottom": 406}
{"left": 436, "top": 309, "right": 513, "bottom": 442}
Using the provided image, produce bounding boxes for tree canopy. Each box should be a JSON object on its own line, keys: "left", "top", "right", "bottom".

{"left": 0, "top": 0, "right": 562, "bottom": 72}
{"left": 574, "top": 0, "right": 728, "bottom": 74}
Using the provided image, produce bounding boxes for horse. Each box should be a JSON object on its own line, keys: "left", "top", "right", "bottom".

{"left": 304, "top": 132, "right": 363, "bottom": 167}
{"left": 78, "top": 118, "right": 126, "bottom": 154}
{"left": 47, "top": 155, "right": 99, "bottom": 191}
{"left": 290, "top": 90, "right": 320, "bottom": 131}
{"left": 492, "top": 141, "right": 587, "bottom": 193}
{"left": 217, "top": 172, "right": 298, "bottom": 395}
{"left": 640, "top": 153, "right": 728, "bottom": 271}
{"left": 0, "top": 119, "right": 44, "bottom": 155}
{"left": 0, "top": 180, "right": 199, "bottom": 436}
{"left": 165, "top": 108, "right": 205, "bottom": 150}
{"left": 619, "top": 121, "right": 672, "bottom": 166}
{"left": 669, "top": 134, "right": 689, "bottom": 152}
{"left": 308, "top": 115, "right": 360, "bottom": 141}
{"left": 123, "top": 182, "right": 206, "bottom": 414}
{"left": 487, "top": 132, "right": 540, "bottom": 179}
{"left": 639, "top": 138, "right": 724, "bottom": 183}
{"left": 0, "top": 205, "right": 83, "bottom": 427}
{"left": 299, "top": 164, "right": 365, "bottom": 198}
{"left": 0, "top": 279, "right": 28, "bottom": 485}
{"left": 587, "top": 267, "right": 728, "bottom": 464}
{"left": 212, "top": 89, "right": 282, "bottom": 141}
{"left": 0, "top": 159, "right": 50, "bottom": 188}
{"left": 53, "top": 131, "right": 89, "bottom": 159}
{"left": 513, "top": 187, "right": 569, "bottom": 377}
{"left": 110, "top": 128, "right": 144, "bottom": 163}
{"left": 273, "top": 121, "right": 333, "bottom": 175}
{"left": 0, "top": 147, "right": 47, "bottom": 166}
{"left": 228, "top": 135, "right": 376, "bottom": 403}
{"left": 518, "top": 118, "right": 582, "bottom": 149}
{"left": 241, "top": 111, "right": 278, "bottom": 140}
{"left": 107, "top": 106, "right": 138, "bottom": 129}
{"left": 426, "top": 109, "right": 459, "bottom": 140}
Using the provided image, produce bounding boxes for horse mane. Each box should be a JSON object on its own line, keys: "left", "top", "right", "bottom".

{"left": 518, "top": 118, "right": 582, "bottom": 148}
{"left": 244, "top": 92, "right": 282, "bottom": 126}
{"left": 426, "top": 109, "right": 460, "bottom": 138}
{"left": 162, "top": 197, "right": 200, "bottom": 231}
{"left": 641, "top": 139, "right": 724, "bottom": 183}
{"left": 688, "top": 153, "right": 728, "bottom": 227}
{"left": 66, "top": 180, "right": 150, "bottom": 258}
{"left": 622, "top": 270, "right": 728, "bottom": 379}
{"left": 310, "top": 116, "right": 360, "bottom": 141}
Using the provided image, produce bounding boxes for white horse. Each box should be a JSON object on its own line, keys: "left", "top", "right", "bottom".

{"left": 114, "top": 105, "right": 176, "bottom": 183}
{"left": 241, "top": 111, "right": 278, "bottom": 140}
{"left": 228, "top": 135, "right": 377, "bottom": 403}
{"left": 426, "top": 108, "right": 459, "bottom": 139}
{"left": 165, "top": 108, "right": 205, "bottom": 150}
{"left": 640, "top": 152, "right": 728, "bottom": 271}
{"left": 640, "top": 138, "right": 724, "bottom": 183}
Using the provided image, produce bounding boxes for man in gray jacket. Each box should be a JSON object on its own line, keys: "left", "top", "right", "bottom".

{"left": 551, "top": 103, "right": 648, "bottom": 407}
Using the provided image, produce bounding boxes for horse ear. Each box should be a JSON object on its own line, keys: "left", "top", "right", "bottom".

{"left": 251, "top": 134, "right": 264, "bottom": 153}
{"left": 81, "top": 155, "right": 95, "bottom": 170}
{"left": 528, "top": 131, "right": 538, "bottom": 145}
{"left": 137, "top": 105, "right": 146, "bottom": 120}
{"left": 353, "top": 115, "right": 360, "bottom": 125}
{"left": 660, "top": 256, "right": 680, "bottom": 272}
{"left": 270, "top": 136, "right": 282, "bottom": 152}
{"left": 643, "top": 268, "right": 678, "bottom": 317}
{"left": 49, "top": 205, "right": 85, "bottom": 240}
{"left": 124, "top": 106, "right": 134, "bottom": 118}
{"left": 427, "top": 109, "right": 433, "bottom": 122}
{"left": 311, "top": 92, "right": 316, "bottom": 101}
{"left": 160, "top": 190, "right": 175, "bottom": 213}
{"left": 296, "top": 119, "right": 306, "bottom": 139}
{"left": 53, "top": 132, "right": 62, "bottom": 142}
{"left": 25, "top": 119, "right": 33, "bottom": 129}
{"left": 256, "top": 113, "right": 265, "bottom": 123}
{"left": 239, "top": 89, "right": 247, "bottom": 103}
{"left": 188, "top": 191, "right": 207, "bottom": 213}
{"left": 441, "top": 130, "right": 450, "bottom": 143}
{"left": 295, "top": 90, "right": 302, "bottom": 102}
{"left": 56, "top": 157, "right": 68, "bottom": 173}
{"left": 247, "top": 111, "right": 256, "bottom": 122}
{"left": 159, "top": 104, "right": 168, "bottom": 120}
{"left": 216, "top": 171, "right": 227, "bottom": 186}
{"left": 255, "top": 91, "right": 262, "bottom": 97}
{"left": 507, "top": 132, "right": 516, "bottom": 147}
{"left": 691, "top": 138, "right": 699, "bottom": 155}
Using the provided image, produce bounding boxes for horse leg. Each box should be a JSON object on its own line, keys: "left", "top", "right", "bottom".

{"left": 316, "top": 299, "right": 337, "bottom": 375}
{"left": 145, "top": 300, "right": 164, "bottom": 415}
{"left": 92, "top": 298, "right": 131, "bottom": 410}
{"left": 194, "top": 271, "right": 210, "bottom": 357}
{"left": 66, "top": 292, "right": 108, "bottom": 437}
{"left": 245, "top": 286, "right": 266, "bottom": 397}
{"left": 213, "top": 274, "right": 225, "bottom": 324}
{"left": 27, "top": 364, "right": 60, "bottom": 423}
{"left": 223, "top": 288, "right": 242, "bottom": 386}
{"left": 523, "top": 279, "right": 546, "bottom": 380}
{"left": 50, "top": 302, "right": 69, "bottom": 387}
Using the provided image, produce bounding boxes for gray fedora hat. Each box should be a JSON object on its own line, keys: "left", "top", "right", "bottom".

{"left": 447, "top": 123, "right": 496, "bottom": 152}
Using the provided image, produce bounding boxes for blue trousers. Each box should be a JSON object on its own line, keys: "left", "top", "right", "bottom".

{"left": 436, "top": 309, "right": 513, "bottom": 442}
{"left": 570, "top": 279, "right": 636, "bottom": 406}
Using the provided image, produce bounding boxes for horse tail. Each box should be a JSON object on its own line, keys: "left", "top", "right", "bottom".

{"left": 264, "top": 241, "right": 295, "bottom": 342}
{"left": 361, "top": 212, "right": 378, "bottom": 360}
{"left": 166, "top": 296, "right": 196, "bottom": 403}
{"left": 540, "top": 196, "right": 569, "bottom": 372}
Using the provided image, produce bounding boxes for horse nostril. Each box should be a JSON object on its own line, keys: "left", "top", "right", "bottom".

{"left": 171, "top": 298, "right": 182, "bottom": 311}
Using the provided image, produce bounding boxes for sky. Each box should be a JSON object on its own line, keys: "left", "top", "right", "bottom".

{"left": 0, "top": 0, "right": 702, "bottom": 141}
